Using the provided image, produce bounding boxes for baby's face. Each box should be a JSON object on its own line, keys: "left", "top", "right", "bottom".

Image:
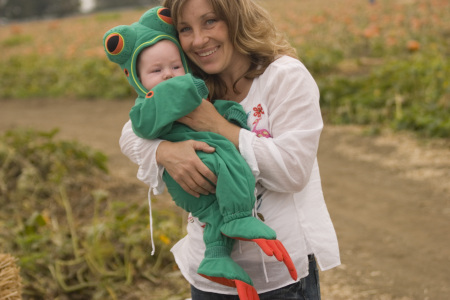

{"left": 138, "top": 40, "right": 186, "bottom": 91}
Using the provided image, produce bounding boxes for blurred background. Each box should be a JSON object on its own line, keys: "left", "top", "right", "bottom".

{"left": 0, "top": 0, "right": 159, "bottom": 21}
{"left": 0, "top": 0, "right": 449, "bottom": 299}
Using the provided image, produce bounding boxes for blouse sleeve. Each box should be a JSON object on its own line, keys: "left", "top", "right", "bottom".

{"left": 239, "top": 59, "right": 323, "bottom": 193}
{"left": 119, "top": 120, "right": 167, "bottom": 195}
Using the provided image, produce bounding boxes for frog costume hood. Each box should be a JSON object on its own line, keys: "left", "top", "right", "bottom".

{"left": 103, "top": 6, "right": 190, "bottom": 99}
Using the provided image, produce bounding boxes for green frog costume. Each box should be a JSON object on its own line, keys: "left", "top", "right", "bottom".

{"left": 103, "top": 6, "right": 297, "bottom": 298}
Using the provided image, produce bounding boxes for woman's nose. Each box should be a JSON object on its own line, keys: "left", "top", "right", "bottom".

{"left": 192, "top": 29, "right": 207, "bottom": 47}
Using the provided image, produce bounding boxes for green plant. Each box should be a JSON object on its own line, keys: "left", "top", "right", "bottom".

{"left": 300, "top": 45, "right": 344, "bottom": 76}
{"left": 0, "top": 55, "right": 134, "bottom": 99}
{"left": 319, "top": 50, "right": 450, "bottom": 138}
{"left": 1, "top": 34, "right": 33, "bottom": 47}
{"left": 0, "top": 129, "right": 187, "bottom": 299}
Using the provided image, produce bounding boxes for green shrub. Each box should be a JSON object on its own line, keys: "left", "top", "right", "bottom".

{"left": 0, "top": 129, "right": 186, "bottom": 299}
{"left": 300, "top": 45, "right": 344, "bottom": 75}
{"left": 2, "top": 34, "right": 33, "bottom": 47}
{"left": 319, "top": 51, "right": 450, "bottom": 138}
{"left": 0, "top": 55, "right": 134, "bottom": 99}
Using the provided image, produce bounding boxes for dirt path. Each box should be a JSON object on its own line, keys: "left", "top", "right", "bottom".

{"left": 1, "top": 99, "right": 449, "bottom": 300}
{"left": 317, "top": 127, "right": 449, "bottom": 300}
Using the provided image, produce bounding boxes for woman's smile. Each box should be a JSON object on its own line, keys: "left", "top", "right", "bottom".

{"left": 197, "top": 46, "right": 219, "bottom": 58}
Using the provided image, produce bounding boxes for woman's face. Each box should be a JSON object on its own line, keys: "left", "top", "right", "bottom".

{"left": 176, "top": 0, "right": 249, "bottom": 78}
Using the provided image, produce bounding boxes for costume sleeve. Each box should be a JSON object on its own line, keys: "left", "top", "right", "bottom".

{"left": 213, "top": 100, "right": 250, "bottom": 130}
{"left": 239, "top": 59, "right": 323, "bottom": 193}
{"left": 130, "top": 74, "right": 208, "bottom": 139}
{"left": 119, "top": 120, "right": 166, "bottom": 194}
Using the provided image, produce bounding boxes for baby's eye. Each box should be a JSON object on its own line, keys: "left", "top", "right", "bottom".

{"left": 173, "top": 65, "right": 181, "bottom": 70}
{"left": 152, "top": 69, "right": 161, "bottom": 73}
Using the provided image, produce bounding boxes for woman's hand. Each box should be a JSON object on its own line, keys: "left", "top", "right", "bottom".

{"left": 178, "top": 99, "right": 241, "bottom": 148}
{"left": 178, "top": 99, "right": 222, "bottom": 132}
{"left": 156, "top": 140, "right": 217, "bottom": 198}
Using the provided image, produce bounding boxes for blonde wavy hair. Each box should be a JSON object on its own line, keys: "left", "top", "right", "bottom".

{"left": 161, "top": 0, "right": 297, "bottom": 99}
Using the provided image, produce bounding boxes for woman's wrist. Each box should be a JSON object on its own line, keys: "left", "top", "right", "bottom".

{"left": 216, "top": 120, "right": 242, "bottom": 149}
{"left": 155, "top": 140, "right": 171, "bottom": 165}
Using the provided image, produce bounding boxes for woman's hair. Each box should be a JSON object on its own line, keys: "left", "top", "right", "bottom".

{"left": 161, "top": 0, "right": 297, "bottom": 99}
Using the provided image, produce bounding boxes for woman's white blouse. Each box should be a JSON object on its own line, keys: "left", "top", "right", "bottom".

{"left": 119, "top": 55, "right": 340, "bottom": 294}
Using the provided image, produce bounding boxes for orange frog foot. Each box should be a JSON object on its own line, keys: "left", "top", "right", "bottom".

{"left": 241, "top": 238, "right": 298, "bottom": 281}
{"left": 200, "top": 275, "right": 260, "bottom": 300}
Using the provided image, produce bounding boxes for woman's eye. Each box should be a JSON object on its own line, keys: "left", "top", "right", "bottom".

{"left": 179, "top": 26, "right": 191, "bottom": 33}
{"left": 205, "top": 19, "right": 216, "bottom": 26}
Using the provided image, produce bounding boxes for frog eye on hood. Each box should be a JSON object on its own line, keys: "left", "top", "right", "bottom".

{"left": 103, "top": 25, "right": 136, "bottom": 65}
{"left": 138, "top": 6, "right": 177, "bottom": 37}
{"left": 105, "top": 32, "right": 124, "bottom": 55}
{"left": 157, "top": 7, "right": 172, "bottom": 25}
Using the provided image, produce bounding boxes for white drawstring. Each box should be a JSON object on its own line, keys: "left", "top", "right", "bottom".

{"left": 147, "top": 188, "right": 155, "bottom": 255}
{"left": 253, "top": 189, "right": 269, "bottom": 283}
{"left": 259, "top": 248, "right": 270, "bottom": 283}
{"left": 253, "top": 188, "right": 258, "bottom": 217}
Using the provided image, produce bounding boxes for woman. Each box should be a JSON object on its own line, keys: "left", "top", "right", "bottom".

{"left": 119, "top": 0, "right": 340, "bottom": 299}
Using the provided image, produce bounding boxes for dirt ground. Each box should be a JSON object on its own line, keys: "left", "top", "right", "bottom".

{"left": 1, "top": 98, "right": 449, "bottom": 300}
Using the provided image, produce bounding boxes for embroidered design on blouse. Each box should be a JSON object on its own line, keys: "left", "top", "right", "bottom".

{"left": 251, "top": 104, "right": 272, "bottom": 138}
{"left": 253, "top": 104, "right": 264, "bottom": 118}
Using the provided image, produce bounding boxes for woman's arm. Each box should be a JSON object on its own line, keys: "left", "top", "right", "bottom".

{"left": 239, "top": 59, "right": 323, "bottom": 193}
{"left": 119, "top": 120, "right": 166, "bottom": 194}
{"left": 177, "top": 99, "right": 242, "bottom": 148}
{"left": 156, "top": 139, "right": 217, "bottom": 197}
{"left": 119, "top": 120, "right": 217, "bottom": 197}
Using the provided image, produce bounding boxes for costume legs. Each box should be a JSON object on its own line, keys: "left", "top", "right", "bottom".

{"left": 164, "top": 172, "right": 258, "bottom": 298}
{"left": 163, "top": 145, "right": 297, "bottom": 296}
